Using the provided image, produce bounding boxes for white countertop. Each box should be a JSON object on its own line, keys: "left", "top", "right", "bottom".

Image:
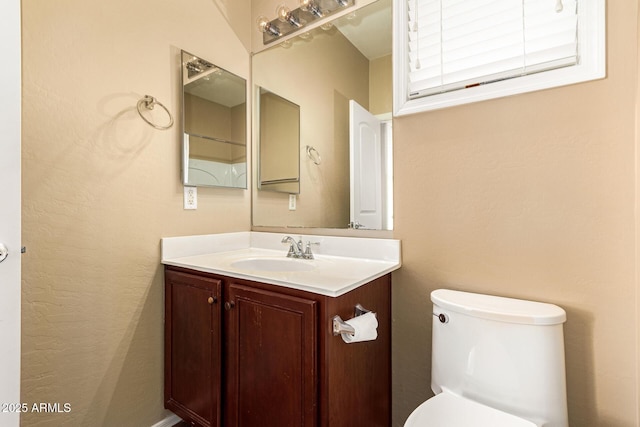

{"left": 161, "top": 232, "right": 401, "bottom": 297}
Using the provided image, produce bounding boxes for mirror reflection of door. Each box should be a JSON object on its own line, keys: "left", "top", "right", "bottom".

{"left": 350, "top": 100, "right": 381, "bottom": 230}
{"left": 349, "top": 100, "right": 393, "bottom": 230}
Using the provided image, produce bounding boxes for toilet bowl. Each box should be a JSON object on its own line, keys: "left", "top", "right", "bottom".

{"left": 404, "top": 289, "right": 568, "bottom": 427}
{"left": 404, "top": 391, "right": 537, "bottom": 427}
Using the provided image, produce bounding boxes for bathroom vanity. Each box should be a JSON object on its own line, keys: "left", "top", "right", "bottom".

{"left": 161, "top": 232, "right": 401, "bottom": 427}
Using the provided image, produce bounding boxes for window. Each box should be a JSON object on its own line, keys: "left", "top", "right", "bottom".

{"left": 393, "top": 0, "right": 606, "bottom": 116}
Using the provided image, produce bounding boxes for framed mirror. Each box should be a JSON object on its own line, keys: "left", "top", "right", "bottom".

{"left": 181, "top": 50, "right": 247, "bottom": 188}
{"left": 258, "top": 87, "right": 301, "bottom": 194}
{"left": 251, "top": 0, "right": 392, "bottom": 229}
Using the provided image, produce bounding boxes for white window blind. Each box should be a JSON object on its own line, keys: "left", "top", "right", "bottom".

{"left": 406, "top": 0, "right": 579, "bottom": 99}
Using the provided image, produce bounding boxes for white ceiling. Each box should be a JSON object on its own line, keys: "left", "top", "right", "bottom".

{"left": 334, "top": 0, "right": 392, "bottom": 60}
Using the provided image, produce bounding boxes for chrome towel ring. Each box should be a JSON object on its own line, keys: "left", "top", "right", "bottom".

{"left": 306, "top": 145, "right": 321, "bottom": 165}
{"left": 137, "top": 95, "right": 174, "bottom": 130}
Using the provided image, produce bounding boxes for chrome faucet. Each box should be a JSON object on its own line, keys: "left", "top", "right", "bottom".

{"left": 281, "top": 236, "right": 317, "bottom": 259}
{"left": 281, "top": 236, "right": 304, "bottom": 258}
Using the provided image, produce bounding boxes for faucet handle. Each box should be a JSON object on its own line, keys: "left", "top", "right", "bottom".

{"left": 303, "top": 241, "right": 320, "bottom": 259}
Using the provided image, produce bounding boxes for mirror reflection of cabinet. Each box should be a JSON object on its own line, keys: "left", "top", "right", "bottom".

{"left": 258, "top": 88, "right": 300, "bottom": 194}
{"left": 181, "top": 50, "right": 247, "bottom": 189}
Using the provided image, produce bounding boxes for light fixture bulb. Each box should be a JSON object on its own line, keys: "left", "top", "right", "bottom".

{"left": 276, "top": 4, "right": 290, "bottom": 22}
{"left": 257, "top": 15, "right": 281, "bottom": 36}
{"left": 299, "top": 0, "right": 322, "bottom": 17}
{"left": 276, "top": 3, "right": 303, "bottom": 27}
{"left": 257, "top": 15, "right": 269, "bottom": 32}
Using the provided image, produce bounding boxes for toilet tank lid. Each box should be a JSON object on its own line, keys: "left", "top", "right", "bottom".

{"left": 431, "top": 289, "right": 566, "bottom": 325}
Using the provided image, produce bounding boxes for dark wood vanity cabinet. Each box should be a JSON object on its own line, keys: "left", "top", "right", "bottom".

{"left": 164, "top": 270, "right": 222, "bottom": 427}
{"left": 164, "top": 265, "right": 391, "bottom": 427}
{"left": 224, "top": 284, "right": 318, "bottom": 427}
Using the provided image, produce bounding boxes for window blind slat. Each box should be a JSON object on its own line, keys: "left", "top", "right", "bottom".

{"left": 406, "top": 0, "right": 579, "bottom": 97}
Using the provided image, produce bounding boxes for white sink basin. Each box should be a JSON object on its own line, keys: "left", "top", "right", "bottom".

{"left": 231, "top": 257, "right": 315, "bottom": 272}
{"left": 162, "top": 232, "right": 401, "bottom": 297}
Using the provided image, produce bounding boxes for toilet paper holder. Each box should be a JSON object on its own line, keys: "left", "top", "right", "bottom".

{"left": 332, "top": 303, "right": 375, "bottom": 336}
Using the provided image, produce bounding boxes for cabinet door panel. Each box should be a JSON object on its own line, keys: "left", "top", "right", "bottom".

{"left": 226, "top": 283, "right": 317, "bottom": 427}
{"left": 165, "top": 270, "right": 222, "bottom": 427}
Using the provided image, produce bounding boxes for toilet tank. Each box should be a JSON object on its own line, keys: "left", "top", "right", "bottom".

{"left": 430, "top": 289, "right": 568, "bottom": 427}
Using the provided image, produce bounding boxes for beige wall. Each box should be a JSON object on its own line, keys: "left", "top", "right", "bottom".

{"left": 637, "top": 7, "right": 640, "bottom": 425}
{"left": 392, "top": 1, "right": 639, "bottom": 426}
{"left": 370, "top": 54, "right": 392, "bottom": 116}
{"left": 231, "top": 103, "right": 247, "bottom": 162}
{"left": 259, "top": 92, "right": 300, "bottom": 183}
{"left": 20, "top": 0, "right": 250, "bottom": 426}
{"left": 19, "top": 1, "right": 640, "bottom": 427}
{"left": 185, "top": 93, "right": 246, "bottom": 163}
{"left": 212, "top": 0, "right": 252, "bottom": 53}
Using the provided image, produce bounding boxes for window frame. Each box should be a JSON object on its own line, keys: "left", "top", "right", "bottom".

{"left": 393, "top": 0, "right": 606, "bottom": 116}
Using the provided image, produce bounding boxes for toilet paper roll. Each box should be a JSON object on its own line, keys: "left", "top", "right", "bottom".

{"left": 341, "top": 312, "right": 378, "bottom": 344}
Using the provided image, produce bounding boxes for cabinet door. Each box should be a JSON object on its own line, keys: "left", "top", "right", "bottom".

{"left": 165, "top": 270, "right": 222, "bottom": 427}
{"left": 225, "top": 283, "right": 317, "bottom": 427}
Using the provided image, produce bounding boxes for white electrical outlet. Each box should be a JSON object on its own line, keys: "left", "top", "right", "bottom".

{"left": 288, "top": 194, "right": 296, "bottom": 210}
{"left": 184, "top": 186, "right": 197, "bottom": 210}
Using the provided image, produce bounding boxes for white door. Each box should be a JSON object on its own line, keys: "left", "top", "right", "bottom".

{"left": 0, "top": 0, "right": 22, "bottom": 424}
{"left": 349, "top": 100, "right": 382, "bottom": 230}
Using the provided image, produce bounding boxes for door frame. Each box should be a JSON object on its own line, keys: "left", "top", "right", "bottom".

{"left": 0, "top": 0, "right": 22, "bottom": 425}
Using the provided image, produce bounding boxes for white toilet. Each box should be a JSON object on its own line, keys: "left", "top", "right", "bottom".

{"left": 404, "top": 289, "right": 569, "bottom": 427}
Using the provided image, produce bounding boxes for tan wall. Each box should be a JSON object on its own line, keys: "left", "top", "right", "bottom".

{"left": 212, "top": 0, "right": 252, "bottom": 53}
{"left": 637, "top": 6, "right": 640, "bottom": 425}
{"left": 370, "top": 54, "right": 392, "bottom": 116}
{"left": 184, "top": 93, "right": 233, "bottom": 142}
{"left": 185, "top": 93, "right": 246, "bottom": 163}
{"left": 20, "top": 0, "right": 250, "bottom": 426}
{"left": 392, "top": 1, "right": 639, "bottom": 426}
{"left": 231, "top": 103, "right": 247, "bottom": 162}
{"left": 19, "top": 0, "right": 640, "bottom": 426}
{"left": 259, "top": 92, "right": 300, "bottom": 183}
{"left": 252, "top": 27, "right": 369, "bottom": 228}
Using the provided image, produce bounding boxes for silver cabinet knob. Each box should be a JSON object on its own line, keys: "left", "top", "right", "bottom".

{"left": 0, "top": 243, "right": 8, "bottom": 263}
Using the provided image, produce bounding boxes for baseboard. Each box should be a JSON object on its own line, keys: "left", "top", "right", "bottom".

{"left": 150, "top": 413, "right": 181, "bottom": 427}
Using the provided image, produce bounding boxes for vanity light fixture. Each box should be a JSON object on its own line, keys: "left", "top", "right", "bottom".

{"left": 257, "top": 0, "right": 354, "bottom": 45}
{"left": 185, "top": 57, "right": 216, "bottom": 79}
